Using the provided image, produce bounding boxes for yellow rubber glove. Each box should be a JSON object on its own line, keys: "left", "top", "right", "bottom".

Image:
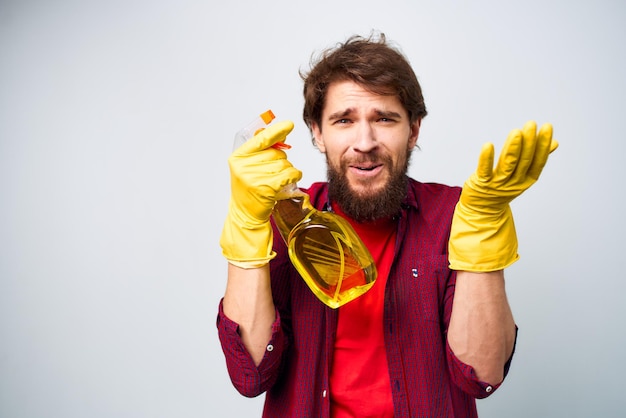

{"left": 448, "top": 121, "right": 558, "bottom": 272}
{"left": 220, "top": 120, "right": 303, "bottom": 268}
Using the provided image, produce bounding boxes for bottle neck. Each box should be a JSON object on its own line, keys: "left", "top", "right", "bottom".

{"left": 276, "top": 183, "right": 312, "bottom": 208}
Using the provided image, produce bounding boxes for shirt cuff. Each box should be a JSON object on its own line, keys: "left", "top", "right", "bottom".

{"left": 216, "top": 299, "right": 286, "bottom": 396}
{"left": 446, "top": 327, "right": 517, "bottom": 399}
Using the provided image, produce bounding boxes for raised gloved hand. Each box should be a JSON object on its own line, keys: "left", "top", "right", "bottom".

{"left": 448, "top": 121, "right": 558, "bottom": 272}
{"left": 220, "top": 120, "right": 302, "bottom": 268}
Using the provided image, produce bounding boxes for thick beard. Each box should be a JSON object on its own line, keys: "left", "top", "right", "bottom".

{"left": 326, "top": 151, "right": 411, "bottom": 222}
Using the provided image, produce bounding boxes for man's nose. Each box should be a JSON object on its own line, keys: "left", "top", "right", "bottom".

{"left": 352, "top": 122, "right": 378, "bottom": 152}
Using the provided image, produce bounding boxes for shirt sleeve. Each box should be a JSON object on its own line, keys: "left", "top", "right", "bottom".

{"left": 216, "top": 298, "right": 287, "bottom": 397}
{"left": 445, "top": 327, "right": 518, "bottom": 399}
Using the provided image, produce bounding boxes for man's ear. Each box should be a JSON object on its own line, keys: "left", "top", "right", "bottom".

{"left": 408, "top": 119, "right": 421, "bottom": 149}
{"left": 312, "top": 123, "right": 326, "bottom": 152}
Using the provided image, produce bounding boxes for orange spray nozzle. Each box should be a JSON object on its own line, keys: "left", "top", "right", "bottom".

{"left": 258, "top": 110, "right": 292, "bottom": 150}
{"left": 272, "top": 142, "right": 292, "bottom": 150}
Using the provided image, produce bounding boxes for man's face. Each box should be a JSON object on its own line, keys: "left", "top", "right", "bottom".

{"left": 311, "top": 80, "right": 420, "bottom": 221}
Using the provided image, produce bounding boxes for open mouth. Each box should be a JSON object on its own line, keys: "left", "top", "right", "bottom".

{"left": 354, "top": 163, "right": 381, "bottom": 171}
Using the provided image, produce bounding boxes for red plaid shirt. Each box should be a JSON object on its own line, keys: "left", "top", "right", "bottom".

{"left": 217, "top": 179, "right": 514, "bottom": 417}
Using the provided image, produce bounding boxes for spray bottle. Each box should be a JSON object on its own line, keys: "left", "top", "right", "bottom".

{"left": 233, "top": 110, "right": 377, "bottom": 308}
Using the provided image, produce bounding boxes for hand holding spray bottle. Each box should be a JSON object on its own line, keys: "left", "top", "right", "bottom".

{"left": 233, "top": 110, "right": 377, "bottom": 308}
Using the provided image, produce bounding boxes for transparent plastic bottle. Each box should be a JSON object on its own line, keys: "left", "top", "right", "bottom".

{"left": 233, "top": 110, "right": 377, "bottom": 309}
{"left": 233, "top": 109, "right": 277, "bottom": 150}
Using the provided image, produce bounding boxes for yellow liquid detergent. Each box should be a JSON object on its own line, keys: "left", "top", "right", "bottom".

{"left": 272, "top": 184, "right": 377, "bottom": 309}
{"left": 234, "top": 110, "right": 377, "bottom": 308}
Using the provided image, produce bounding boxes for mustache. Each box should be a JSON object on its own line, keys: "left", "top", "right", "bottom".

{"left": 342, "top": 152, "right": 390, "bottom": 167}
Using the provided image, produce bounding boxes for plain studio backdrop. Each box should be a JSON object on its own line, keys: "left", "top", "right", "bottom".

{"left": 1, "top": 1, "right": 624, "bottom": 417}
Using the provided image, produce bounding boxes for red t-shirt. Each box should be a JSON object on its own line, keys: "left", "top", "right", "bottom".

{"left": 329, "top": 206, "right": 397, "bottom": 417}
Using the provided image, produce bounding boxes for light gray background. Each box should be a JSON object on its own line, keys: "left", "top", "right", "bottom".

{"left": 1, "top": 1, "right": 624, "bottom": 417}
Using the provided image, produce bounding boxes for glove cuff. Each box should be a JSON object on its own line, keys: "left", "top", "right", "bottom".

{"left": 220, "top": 214, "right": 275, "bottom": 269}
{"left": 448, "top": 203, "right": 519, "bottom": 272}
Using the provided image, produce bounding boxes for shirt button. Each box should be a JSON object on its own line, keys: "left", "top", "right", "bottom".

{"left": 266, "top": 344, "right": 274, "bottom": 352}
{"left": 485, "top": 386, "right": 493, "bottom": 393}
{"left": 322, "top": 390, "right": 327, "bottom": 398}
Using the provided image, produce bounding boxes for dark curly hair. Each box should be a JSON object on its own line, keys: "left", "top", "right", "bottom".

{"left": 300, "top": 32, "right": 427, "bottom": 145}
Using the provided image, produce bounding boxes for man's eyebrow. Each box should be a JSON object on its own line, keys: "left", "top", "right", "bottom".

{"left": 326, "top": 108, "right": 403, "bottom": 121}
{"left": 375, "top": 109, "right": 402, "bottom": 119}
{"left": 327, "top": 108, "right": 355, "bottom": 120}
